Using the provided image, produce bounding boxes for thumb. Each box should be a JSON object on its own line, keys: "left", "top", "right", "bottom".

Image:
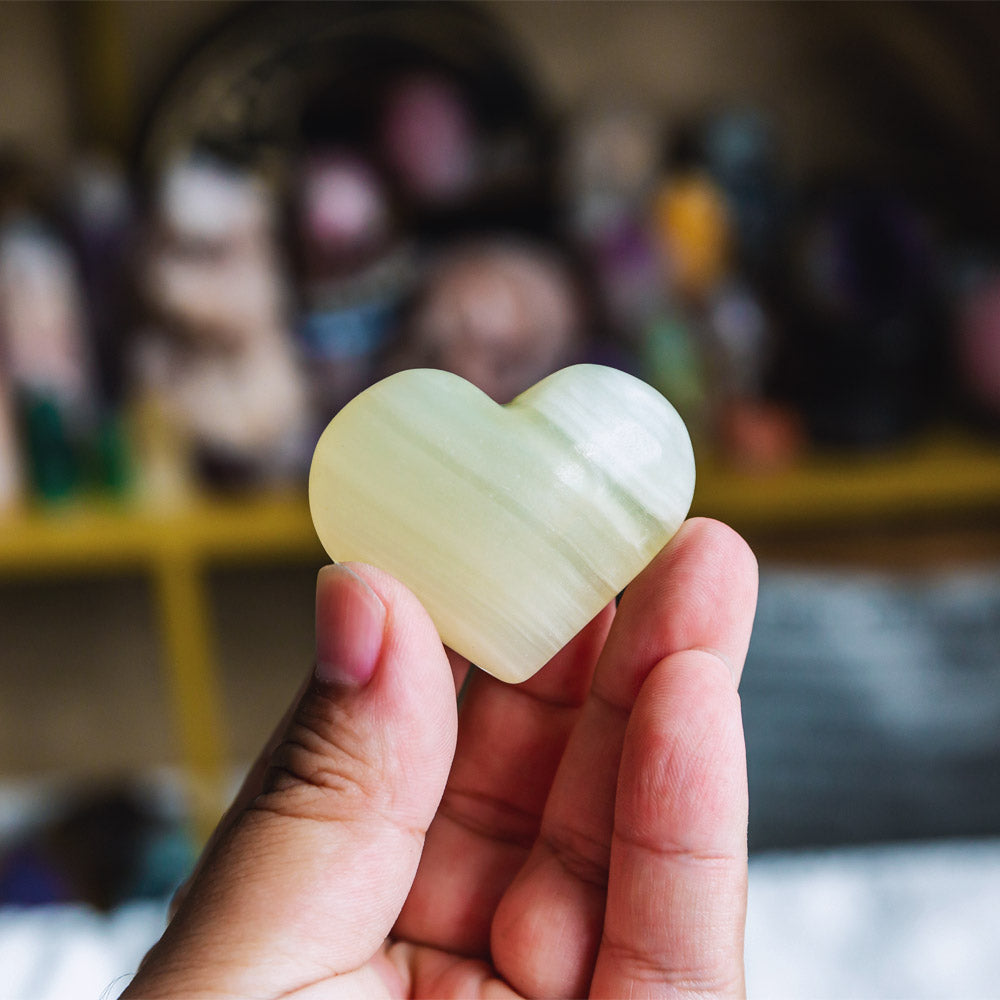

{"left": 127, "top": 563, "right": 459, "bottom": 999}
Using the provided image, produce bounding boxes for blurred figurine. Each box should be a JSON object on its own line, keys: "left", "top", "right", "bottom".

{"left": 954, "top": 263, "right": 1000, "bottom": 428}
{"left": 560, "top": 100, "right": 665, "bottom": 349}
{"left": 0, "top": 361, "right": 22, "bottom": 511}
{"left": 134, "top": 152, "right": 309, "bottom": 492}
{"left": 705, "top": 280, "right": 803, "bottom": 469}
{"left": 641, "top": 306, "right": 710, "bottom": 441}
{"left": 66, "top": 151, "right": 137, "bottom": 496}
{"left": 561, "top": 99, "right": 663, "bottom": 240}
{"left": 638, "top": 170, "right": 735, "bottom": 444}
{"left": 297, "top": 150, "right": 393, "bottom": 278}
{"left": 294, "top": 149, "right": 415, "bottom": 425}
{"left": 66, "top": 152, "right": 135, "bottom": 405}
{"left": 701, "top": 108, "right": 786, "bottom": 283}
{"left": 706, "top": 281, "right": 771, "bottom": 403}
{"left": 379, "top": 72, "right": 479, "bottom": 208}
{"left": 387, "top": 237, "right": 588, "bottom": 404}
{"left": 785, "top": 182, "right": 942, "bottom": 449}
{"left": 653, "top": 171, "right": 733, "bottom": 305}
{"left": 0, "top": 215, "right": 96, "bottom": 502}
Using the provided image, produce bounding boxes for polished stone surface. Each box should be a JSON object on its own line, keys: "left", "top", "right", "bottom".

{"left": 309, "top": 365, "right": 695, "bottom": 682}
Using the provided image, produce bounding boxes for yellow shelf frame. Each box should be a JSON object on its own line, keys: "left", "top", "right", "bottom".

{"left": 2, "top": 428, "right": 999, "bottom": 834}
{"left": 692, "top": 428, "right": 1000, "bottom": 529}
{"left": 0, "top": 491, "right": 323, "bottom": 837}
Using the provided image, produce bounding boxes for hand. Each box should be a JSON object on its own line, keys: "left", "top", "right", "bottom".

{"left": 124, "top": 517, "right": 757, "bottom": 999}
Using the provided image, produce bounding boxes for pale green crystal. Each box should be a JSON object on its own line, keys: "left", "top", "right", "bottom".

{"left": 309, "top": 364, "right": 695, "bottom": 683}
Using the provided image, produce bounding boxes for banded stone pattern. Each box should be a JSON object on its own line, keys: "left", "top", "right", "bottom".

{"left": 309, "top": 364, "right": 695, "bottom": 683}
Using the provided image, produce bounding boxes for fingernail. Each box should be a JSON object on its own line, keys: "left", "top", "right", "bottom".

{"left": 315, "top": 564, "right": 386, "bottom": 688}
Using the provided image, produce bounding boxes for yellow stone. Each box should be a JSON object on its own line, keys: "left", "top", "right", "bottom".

{"left": 309, "top": 365, "right": 695, "bottom": 683}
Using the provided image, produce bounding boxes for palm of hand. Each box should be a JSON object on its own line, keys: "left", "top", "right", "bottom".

{"left": 127, "top": 520, "right": 754, "bottom": 1000}
{"left": 317, "top": 522, "right": 749, "bottom": 999}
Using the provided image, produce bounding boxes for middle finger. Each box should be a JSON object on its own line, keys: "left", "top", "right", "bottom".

{"left": 393, "top": 599, "right": 615, "bottom": 957}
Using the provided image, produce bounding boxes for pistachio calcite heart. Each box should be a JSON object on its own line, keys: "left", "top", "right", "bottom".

{"left": 309, "top": 364, "right": 695, "bottom": 683}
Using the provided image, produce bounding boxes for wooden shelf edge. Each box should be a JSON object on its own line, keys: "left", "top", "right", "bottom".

{"left": 0, "top": 490, "right": 323, "bottom": 575}
{"left": 692, "top": 429, "right": 1000, "bottom": 530}
{"left": 2, "top": 428, "right": 1000, "bottom": 575}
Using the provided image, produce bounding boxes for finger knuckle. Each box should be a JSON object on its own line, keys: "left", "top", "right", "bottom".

{"left": 543, "top": 825, "right": 610, "bottom": 889}
{"left": 252, "top": 693, "right": 383, "bottom": 823}
{"left": 600, "top": 930, "right": 742, "bottom": 996}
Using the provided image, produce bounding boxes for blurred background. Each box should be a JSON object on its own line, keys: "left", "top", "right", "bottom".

{"left": 2, "top": 1, "right": 1000, "bottom": 996}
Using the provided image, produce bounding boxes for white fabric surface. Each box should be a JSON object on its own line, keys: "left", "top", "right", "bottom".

{"left": 0, "top": 900, "right": 167, "bottom": 1000}
{"left": 1, "top": 838, "right": 999, "bottom": 999}
{"left": 746, "top": 838, "right": 1000, "bottom": 999}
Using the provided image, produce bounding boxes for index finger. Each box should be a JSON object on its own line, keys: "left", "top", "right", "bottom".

{"left": 491, "top": 518, "right": 758, "bottom": 998}
{"left": 592, "top": 645, "right": 748, "bottom": 998}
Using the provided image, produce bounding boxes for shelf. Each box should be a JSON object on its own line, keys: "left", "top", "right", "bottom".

{"left": 3, "top": 426, "right": 999, "bottom": 836}
{"left": 0, "top": 490, "right": 323, "bottom": 576}
{"left": 0, "top": 490, "right": 324, "bottom": 839}
{"left": 3, "top": 426, "right": 999, "bottom": 573}
{"left": 692, "top": 428, "right": 1000, "bottom": 531}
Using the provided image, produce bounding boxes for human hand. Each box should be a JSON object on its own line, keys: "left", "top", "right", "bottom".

{"left": 124, "top": 517, "right": 757, "bottom": 999}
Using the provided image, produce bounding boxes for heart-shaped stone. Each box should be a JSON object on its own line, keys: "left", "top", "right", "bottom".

{"left": 309, "top": 364, "right": 695, "bottom": 683}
